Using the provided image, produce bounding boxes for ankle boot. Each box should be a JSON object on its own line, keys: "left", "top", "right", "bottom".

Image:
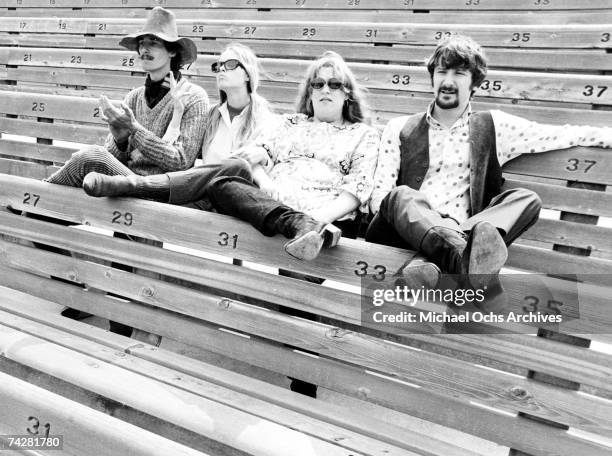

{"left": 273, "top": 212, "right": 342, "bottom": 261}
{"left": 83, "top": 172, "right": 170, "bottom": 201}
{"left": 419, "top": 221, "right": 507, "bottom": 286}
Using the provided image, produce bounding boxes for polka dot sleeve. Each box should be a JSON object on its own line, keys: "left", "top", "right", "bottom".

{"left": 491, "top": 110, "right": 612, "bottom": 167}
{"left": 369, "top": 116, "right": 407, "bottom": 214}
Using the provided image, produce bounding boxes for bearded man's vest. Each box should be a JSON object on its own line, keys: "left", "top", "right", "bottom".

{"left": 398, "top": 111, "right": 503, "bottom": 216}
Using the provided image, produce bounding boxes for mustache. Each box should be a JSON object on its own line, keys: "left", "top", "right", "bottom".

{"left": 438, "top": 84, "right": 458, "bottom": 92}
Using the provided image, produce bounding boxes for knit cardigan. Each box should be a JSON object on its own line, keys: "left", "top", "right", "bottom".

{"left": 104, "top": 78, "right": 209, "bottom": 175}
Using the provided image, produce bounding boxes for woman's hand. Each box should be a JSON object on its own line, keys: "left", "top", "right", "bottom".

{"left": 232, "top": 145, "right": 270, "bottom": 167}
{"left": 163, "top": 72, "right": 189, "bottom": 143}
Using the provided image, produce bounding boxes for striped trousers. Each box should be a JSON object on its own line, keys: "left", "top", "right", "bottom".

{"left": 46, "top": 146, "right": 133, "bottom": 187}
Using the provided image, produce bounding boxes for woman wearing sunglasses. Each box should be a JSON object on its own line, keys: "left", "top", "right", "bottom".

{"left": 207, "top": 50, "right": 379, "bottom": 259}
{"left": 84, "top": 51, "right": 379, "bottom": 262}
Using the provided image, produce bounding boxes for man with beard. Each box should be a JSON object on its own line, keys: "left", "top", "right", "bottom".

{"left": 366, "top": 35, "right": 612, "bottom": 286}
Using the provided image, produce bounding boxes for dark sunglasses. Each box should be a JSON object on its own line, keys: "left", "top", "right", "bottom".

{"left": 309, "top": 77, "right": 345, "bottom": 91}
{"left": 211, "top": 59, "right": 244, "bottom": 73}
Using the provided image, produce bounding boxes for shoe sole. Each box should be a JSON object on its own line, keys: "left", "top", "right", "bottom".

{"left": 284, "top": 224, "right": 341, "bottom": 261}
{"left": 467, "top": 222, "right": 508, "bottom": 288}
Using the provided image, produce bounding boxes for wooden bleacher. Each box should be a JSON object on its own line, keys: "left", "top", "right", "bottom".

{"left": 0, "top": 2, "right": 611, "bottom": 456}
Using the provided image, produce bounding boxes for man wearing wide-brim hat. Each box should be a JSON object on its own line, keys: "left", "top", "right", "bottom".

{"left": 44, "top": 7, "right": 209, "bottom": 341}
{"left": 46, "top": 7, "right": 209, "bottom": 188}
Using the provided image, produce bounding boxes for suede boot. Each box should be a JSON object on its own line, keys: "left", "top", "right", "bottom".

{"left": 420, "top": 221, "right": 507, "bottom": 287}
{"left": 82, "top": 172, "right": 170, "bottom": 201}
{"left": 269, "top": 210, "right": 342, "bottom": 261}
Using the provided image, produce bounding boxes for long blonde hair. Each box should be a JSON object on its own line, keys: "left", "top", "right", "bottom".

{"left": 202, "top": 43, "right": 272, "bottom": 154}
{"left": 295, "top": 51, "right": 371, "bottom": 125}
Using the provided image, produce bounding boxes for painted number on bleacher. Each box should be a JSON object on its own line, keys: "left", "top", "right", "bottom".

{"left": 583, "top": 85, "right": 608, "bottom": 97}
{"left": 533, "top": 0, "right": 550, "bottom": 5}
{"left": 31, "top": 102, "right": 46, "bottom": 112}
{"left": 465, "top": 0, "right": 480, "bottom": 5}
{"left": 23, "top": 53, "right": 32, "bottom": 62}
{"left": 16, "top": 0, "right": 23, "bottom": 4}
{"left": 19, "top": 21, "right": 27, "bottom": 29}
{"left": 218, "top": 232, "right": 238, "bottom": 248}
{"left": 511, "top": 32, "right": 531, "bottom": 42}
{"left": 98, "top": 23, "right": 107, "bottom": 31}
{"left": 122, "top": 0, "right": 128, "bottom": 4}
{"left": 93, "top": 107, "right": 100, "bottom": 118}
{"left": 347, "top": 0, "right": 360, "bottom": 6}
{"left": 58, "top": 21, "right": 66, "bottom": 30}
{"left": 122, "top": 57, "right": 135, "bottom": 67}
{"left": 112, "top": 211, "right": 133, "bottom": 226}
{"left": 27, "top": 417, "right": 51, "bottom": 438}
{"left": 355, "top": 261, "right": 387, "bottom": 281}
{"left": 565, "top": 158, "right": 597, "bottom": 173}
{"left": 49, "top": 0, "right": 56, "bottom": 5}
{"left": 602, "top": 33, "right": 611, "bottom": 43}
{"left": 480, "top": 80, "right": 502, "bottom": 91}
{"left": 434, "top": 31, "right": 452, "bottom": 40}
{"left": 22, "top": 193, "right": 40, "bottom": 206}
{"left": 295, "top": 0, "right": 306, "bottom": 5}
{"left": 70, "top": 55, "right": 82, "bottom": 64}
{"left": 192, "top": 25, "right": 205, "bottom": 33}
{"left": 391, "top": 74, "right": 410, "bottom": 85}
{"left": 365, "top": 29, "right": 377, "bottom": 38}
{"left": 246, "top": 0, "right": 256, "bottom": 4}
{"left": 244, "top": 27, "right": 257, "bottom": 35}
{"left": 302, "top": 28, "right": 316, "bottom": 37}
{"left": 403, "top": 0, "right": 414, "bottom": 6}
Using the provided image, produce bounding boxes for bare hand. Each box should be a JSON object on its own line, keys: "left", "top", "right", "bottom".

{"left": 99, "top": 95, "right": 130, "bottom": 142}
{"left": 232, "top": 145, "right": 270, "bottom": 166}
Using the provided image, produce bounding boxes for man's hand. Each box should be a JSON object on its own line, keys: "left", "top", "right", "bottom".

{"left": 258, "top": 179, "right": 280, "bottom": 200}
{"left": 99, "top": 95, "right": 139, "bottom": 142}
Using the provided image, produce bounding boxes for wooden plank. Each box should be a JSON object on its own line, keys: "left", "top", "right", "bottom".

{"left": 3, "top": 7, "right": 612, "bottom": 25}
{"left": 0, "top": 91, "right": 106, "bottom": 123}
{"left": 0, "top": 289, "right": 487, "bottom": 456}
{"left": 1, "top": 269, "right": 609, "bottom": 456}
{"left": 519, "top": 218, "right": 612, "bottom": 254}
{"left": 0, "top": 158, "right": 55, "bottom": 179}
{"left": 0, "top": 175, "right": 438, "bottom": 287}
{"left": 0, "top": 326, "right": 372, "bottom": 456}
{"left": 1, "top": 0, "right": 611, "bottom": 10}
{"left": 2, "top": 77, "right": 612, "bottom": 131}
{"left": 1, "top": 18, "right": 611, "bottom": 49}
{"left": 11, "top": 48, "right": 612, "bottom": 104}
{"left": 1, "top": 245, "right": 611, "bottom": 438}
{"left": 0, "top": 323, "right": 414, "bottom": 456}
{"left": 0, "top": 117, "right": 107, "bottom": 144}
{"left": 4, "top": 32, "right": 612, "bottom": 71}
{"left": 0, "top": 371, "right": 206, "bottom": 456}
{"left": 0, "top": 139, "right": 76, "bottom": 163}
{"left": 503, "top": 178, "right": 612, "bottom": 217}
{"left": 503, "top": 148, "right": 612, "bottom": 186}
{"left": 1, "top": 211, "right": 611, "bottom": 393}
{"left": 508, "top": 243, "right": 612, "bottom": 277}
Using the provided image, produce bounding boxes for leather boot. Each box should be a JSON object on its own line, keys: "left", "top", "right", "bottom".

{"left": 273, "top": 212, "right": 342, "bottom": 261}
{"left": 82, "top": 172, "right": 170, "bottom": 201}
{"left": 419, "top": 221, "right": 507, "bottom": 287}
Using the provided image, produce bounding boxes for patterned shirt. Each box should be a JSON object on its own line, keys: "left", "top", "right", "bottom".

{"left": 260, "top": 114, "right": 380, "bottom": 219}
{"left": 371, "top": 103, "right": 612, "bottom": 223}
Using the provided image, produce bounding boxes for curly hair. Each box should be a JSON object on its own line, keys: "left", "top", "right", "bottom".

{"left": 295, "top": 51, "right": 371, "bottom": 125}
{"left": 426, "top": 35, "right": 488, "bottom": 89}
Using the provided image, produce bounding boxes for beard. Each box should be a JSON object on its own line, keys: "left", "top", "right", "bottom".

{"left": 434, "top": 91, "right": 459, "bottom": 110}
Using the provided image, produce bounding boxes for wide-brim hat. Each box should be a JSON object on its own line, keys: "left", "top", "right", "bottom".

{"left": 119, "top": 7, "right": 197, "bottom": 67}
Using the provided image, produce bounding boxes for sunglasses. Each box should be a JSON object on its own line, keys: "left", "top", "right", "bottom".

{"left": 309, "top": 77, "right": 345, "bottom": 91}
{"left": 211, "top": 59, "right": 244, "bottom": 73}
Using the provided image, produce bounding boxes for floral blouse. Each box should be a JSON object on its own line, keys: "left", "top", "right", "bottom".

{"left": 260, "top": 114, "right": 379, "bottom": 219}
